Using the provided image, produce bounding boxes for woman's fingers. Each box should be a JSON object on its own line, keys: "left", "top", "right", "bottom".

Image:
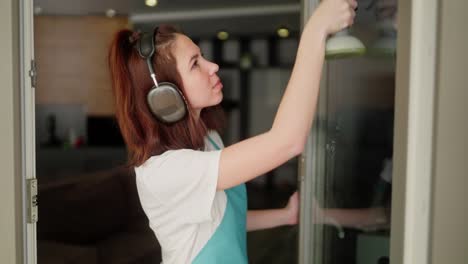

{"left": 342, "top": 0, "right": 357, "bottom": 28}
{"left": 349, "top": 7, "right": 356, "bottom": 26}
{"left": 348, "top": 0, "right": 358, "bottom": 9}
{"left": 308, "top": 0, "right": 358, "bottom": 35}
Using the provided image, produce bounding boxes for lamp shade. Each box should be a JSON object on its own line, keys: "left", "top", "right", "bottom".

{"left": 370, "top": 36, "right": 396, "bottom": 57}
{"left": 369, "top": 19, "right": 397, "bottom": 57}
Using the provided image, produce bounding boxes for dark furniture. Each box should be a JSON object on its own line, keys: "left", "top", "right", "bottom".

{"left": 37, "top": 167, "right": 162, "bottom": 264}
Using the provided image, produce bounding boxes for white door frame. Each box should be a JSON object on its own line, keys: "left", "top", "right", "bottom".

{"left": 15, "top": 0, "right": 441, "bottom": 263}
{"left": 391, "top": 0, "right": 438, "bottom": 263}
{"left": 298, "top": 1, "right": 327, "bottom": 264}
{"left": 20, "top": 0, "right": 37, "bottom": 263}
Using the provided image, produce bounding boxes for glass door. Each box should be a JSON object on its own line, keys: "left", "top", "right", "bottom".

{"left": 299, "top": 1, "right": 397, "bottom": 264}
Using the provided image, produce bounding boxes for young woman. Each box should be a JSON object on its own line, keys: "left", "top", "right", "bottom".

{"left": 108, "top": 0, "right": 357, "bottom": 263}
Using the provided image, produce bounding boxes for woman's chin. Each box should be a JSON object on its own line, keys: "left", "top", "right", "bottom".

{"left": 214, "top": 93, "right": 223, "bottom": 105}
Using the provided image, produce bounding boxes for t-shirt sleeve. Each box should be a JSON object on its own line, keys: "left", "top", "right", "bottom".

{"left": 141, "top": 149, "right": 221, "bottom": 223}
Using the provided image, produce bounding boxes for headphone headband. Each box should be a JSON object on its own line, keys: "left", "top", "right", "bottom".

{"left": 136, "top": 27, "right": 159, "bottom": 87}
{"left": 137, "top": 27, "right": 158, "bottom": 59}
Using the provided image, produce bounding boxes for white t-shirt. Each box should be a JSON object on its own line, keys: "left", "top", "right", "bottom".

{"left": 135, "top": 131, "right": 227, "bottom": 264}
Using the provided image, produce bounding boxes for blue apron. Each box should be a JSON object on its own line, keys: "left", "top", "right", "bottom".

{"left": 192, "top": 136, "right": 248, "bottom": 264}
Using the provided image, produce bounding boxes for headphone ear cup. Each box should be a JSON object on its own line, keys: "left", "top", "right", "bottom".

{"left": 147, "top": 82, "right": 187, "bottom": 123}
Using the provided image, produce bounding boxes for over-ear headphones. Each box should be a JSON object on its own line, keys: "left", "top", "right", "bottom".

{"left": 136, "top": 27, "right": 187, "bottom": 123}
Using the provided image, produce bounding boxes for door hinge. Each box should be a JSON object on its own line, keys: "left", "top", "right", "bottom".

{"left": 27, "top": 178, "right": 38, "bottom": 224}
{"left": 28, "top": 60, "right": 37, "bottom": 88}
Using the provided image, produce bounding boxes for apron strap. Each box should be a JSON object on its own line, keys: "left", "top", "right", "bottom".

{"left": 207, "top": 136, "right": 221, "bottom": 150}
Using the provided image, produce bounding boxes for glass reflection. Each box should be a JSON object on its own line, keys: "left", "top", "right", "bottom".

{"left": 306, "top": 0, "right": 397, "bottom": 263}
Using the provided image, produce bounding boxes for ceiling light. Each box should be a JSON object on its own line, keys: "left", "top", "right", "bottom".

{"left": 145, "top": 0, "right": 158, "bottom": 7}
{"left": 277, "top": 27, "right": 289, "bottom": 38}
{"left": 217, "top": 31, "right": 229, "bottom": 41}
{"left": 106, "top": 9, "right": 116, "bottom": 18}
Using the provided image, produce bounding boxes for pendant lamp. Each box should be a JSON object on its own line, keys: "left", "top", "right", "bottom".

{"left": 369, "top": 19, "right": 397, "bottom": 57}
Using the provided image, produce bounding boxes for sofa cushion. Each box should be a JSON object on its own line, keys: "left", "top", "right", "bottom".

{"left": 38, "top": 168, "right": 129, "bottom": 244}
{"left": 97, "top": 231, "right": 161, "bottom": 264}
{"left": 38, "top": 240, "right": 98, "bottom": 264}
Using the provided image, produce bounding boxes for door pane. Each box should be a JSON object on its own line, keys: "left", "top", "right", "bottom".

{"left": 304, "top": 1, "right": 397, "bottom": 263}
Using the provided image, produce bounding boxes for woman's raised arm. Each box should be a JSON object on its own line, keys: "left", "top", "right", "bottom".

{"left": 217, "top": 0, "right": 357, "bottom": 190}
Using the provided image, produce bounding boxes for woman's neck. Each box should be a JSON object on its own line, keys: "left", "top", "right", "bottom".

{"left": 194, "top": 109, "right": 201, "bottom": 121}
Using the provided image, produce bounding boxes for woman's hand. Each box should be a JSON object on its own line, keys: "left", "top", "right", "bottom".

{"left": 284, "top": 191, "right": 300, "bottom": 225}
{"left": 307, "top": 0, "right": 358, "bottom": 36}
{"left": 246, "top": 192, "right": 299, "bottom": 231}
{"left": 311, "top": 196, "right": 326, "bottom": 223}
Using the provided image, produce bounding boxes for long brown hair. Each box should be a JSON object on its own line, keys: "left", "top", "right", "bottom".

{"left": 108, "top": 25, "right": 225, "bottom": 167}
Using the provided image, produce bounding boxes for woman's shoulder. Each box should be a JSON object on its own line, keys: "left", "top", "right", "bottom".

{"left": 136, "top": 145, "right": 220, "bottom": 174}
{"left": 136, "top": 149, "right": 193, "bottom": 170}
{"left": 135, "top": 149, "right": 196, "bottom": 186}
{"left": 135, "top": 130, "right": 223, "bottom": 177}
{"left": 134, "top": 146, "right": 221, "bottom": 196}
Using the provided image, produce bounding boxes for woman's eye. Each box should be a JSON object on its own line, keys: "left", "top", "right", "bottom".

{"left": 192, "top": 60, "right": 199, "bottom": 69}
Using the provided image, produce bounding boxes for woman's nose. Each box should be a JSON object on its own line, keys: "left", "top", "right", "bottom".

{"left": 207, "top": 61, "right": 219, "bottom": 75}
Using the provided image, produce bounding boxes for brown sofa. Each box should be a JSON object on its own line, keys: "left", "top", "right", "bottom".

{"left": 37, "top": 167, "right": 162, "bottom": 264}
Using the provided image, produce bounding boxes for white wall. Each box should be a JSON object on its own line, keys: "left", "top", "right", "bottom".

{"left": 0, "top": 0, "right": 22, "bottom": 263}
{"left": 430, "top": 1, "right": 468, "bottom": 263}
